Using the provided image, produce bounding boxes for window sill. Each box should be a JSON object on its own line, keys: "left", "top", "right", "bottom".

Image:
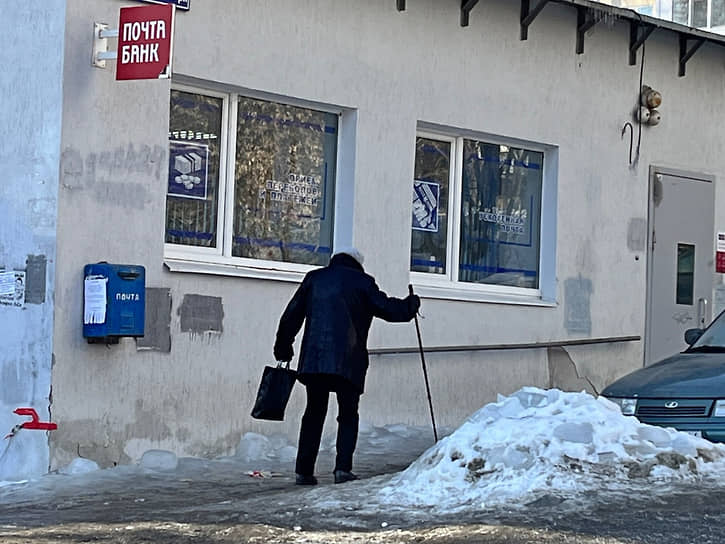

{"left": 163, "top": 256, "right": 557, "bottom": 306}
{"left": 164, "top": 256, "right": 308, "bottom": 283}
{"left": 411, "top": 283, "right": 557, "bottom": 307}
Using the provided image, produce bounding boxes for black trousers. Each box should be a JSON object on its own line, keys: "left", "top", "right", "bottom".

{"left": 295, "top": 376, "right": 361, "bottom": 476}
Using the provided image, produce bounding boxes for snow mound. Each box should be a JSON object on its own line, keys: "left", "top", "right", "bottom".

{"left": 378, "top": 387, "right": 725, "bottom": 511}
{"left": 59, "top": 457, "right": 100, "bottom": 475}
{"left": 139, "top": 450, "right": 178, "bottom": 471}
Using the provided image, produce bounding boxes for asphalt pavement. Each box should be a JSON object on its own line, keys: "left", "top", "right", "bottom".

{"left": 1, "top": 442, "right": 724, "bottom": 543}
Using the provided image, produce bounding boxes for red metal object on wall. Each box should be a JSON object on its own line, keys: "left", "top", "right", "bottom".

{"left": 5, "top": 408, "right": 57, "bottom": 438}
{"left": 13, "top": 408, "right": 57, "bottom": 431}
{"left": 717, "top": 251, "right": 725, "bottom": 274}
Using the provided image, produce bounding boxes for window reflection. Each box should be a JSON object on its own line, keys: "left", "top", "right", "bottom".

{"left": 166, "top": 90, "right": 223, "bottom": 247}
{"left": 693, "top": 0, "right": 708, "bottom": 27}
{"left": 232, "top": 97, "right": 337, "bottom": 266}
{"left": 676, "top": 243, "right": 695, "bottom": 305}
{"left": 673, "top": 0, "right": 689, "bottom": 24}
{"left": 712, "top": 0, "right": 725, "bottom": 26}
{"left": 458, "top": 141, "right": 542, "bottom": 288}
{"left": 410, "top": 138, "right": 450, "bottom": 275}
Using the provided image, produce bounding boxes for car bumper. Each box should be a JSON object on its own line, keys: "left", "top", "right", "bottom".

{"left": 634, "top": 417, "right": 725, "bottom": 443}
{"left": 604, "top": 396, "right": 725, "bottom": 443}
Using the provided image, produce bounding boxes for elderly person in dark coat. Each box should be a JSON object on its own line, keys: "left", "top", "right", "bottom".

{"left": 274, "top": 247, "right": 420, "bottom": 485}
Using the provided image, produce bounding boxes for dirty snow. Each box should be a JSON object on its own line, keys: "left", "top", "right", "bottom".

{"left": 377, "top": 387, "right": 725, "bottom": 511}
{"left": 3, "top": 387, "right": 725, "bottom": 516}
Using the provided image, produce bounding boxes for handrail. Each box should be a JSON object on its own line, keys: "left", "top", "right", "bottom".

{"left": 369, "top": 335, "right": 641, "bottom": 355}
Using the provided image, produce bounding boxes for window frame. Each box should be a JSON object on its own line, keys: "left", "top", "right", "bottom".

{"left": 164, "top": 82, "right": 346, "bottom": 281}
{"left": 410, "top": 126, "right": 558, "bottom": 306}
{"left": 409, "top": 131, "right": 458, "bottom": 290}
{"left": 166, "top": 84, "right": 229, "bottom": 259}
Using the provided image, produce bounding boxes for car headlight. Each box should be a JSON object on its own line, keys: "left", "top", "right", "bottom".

{"left": 610, "top": 398, "right": 637, "bottom": 416}
{"left": 714, "top": 400, "right": 725, "bottom": 417}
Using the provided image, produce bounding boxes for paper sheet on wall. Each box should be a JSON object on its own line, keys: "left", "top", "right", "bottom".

{"left": 0, "top": 271, "right": 14, "bottom": 296}
{"left": 0, "top": 270, "right": 25, "bottom": 307}
{"left": 84, "top": 276, "right": 108, "bottom": 324}
{"left": 717, "top": 233, "right": 725, "bottom": 252}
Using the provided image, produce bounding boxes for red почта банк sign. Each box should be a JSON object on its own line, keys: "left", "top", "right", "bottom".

{"left": 116, "top": 4, "right": 174, "bottom": 81}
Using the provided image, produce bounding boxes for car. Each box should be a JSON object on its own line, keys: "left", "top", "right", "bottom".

{"left": 602, "top": 310, "right": 725, "bottom": 443}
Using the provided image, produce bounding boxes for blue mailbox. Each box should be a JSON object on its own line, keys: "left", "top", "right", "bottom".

{"left": 83, "top": 263, "right": 145, "bottom": 343}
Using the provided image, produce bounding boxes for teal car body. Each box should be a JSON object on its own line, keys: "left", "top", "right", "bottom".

{"left": 602, "top": 312, "right": 725, "bottom": 443}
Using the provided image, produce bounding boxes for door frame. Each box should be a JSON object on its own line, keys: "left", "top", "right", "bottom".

{"left": 645, "top": 165, "right": 716, "bottom": 367}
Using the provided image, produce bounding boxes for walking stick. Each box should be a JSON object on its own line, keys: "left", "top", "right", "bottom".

{"left": 409, "top": 285, "right": 438, "bottom": 442}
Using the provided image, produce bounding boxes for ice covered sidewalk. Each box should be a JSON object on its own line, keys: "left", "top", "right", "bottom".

{"left": 3, "top": 387, "right": 725, "bottom": 522}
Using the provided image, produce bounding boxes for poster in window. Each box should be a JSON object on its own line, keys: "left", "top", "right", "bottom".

{"left": 412, "top": 180, "right": 440, "bottom": 232}
{"left": 168, "top": 140, "right": 209, "bottom": 200}
{"left": 260, "top": 173, "right": 324, "bottom": 219}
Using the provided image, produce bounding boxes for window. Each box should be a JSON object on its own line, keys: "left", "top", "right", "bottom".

{"left": 673, "top": 0, "right": 725, "bottom": 28}
{"left": 167, "top": 90, "right": 223, "bottom": 248}
{"left": 712, "top": 0, "right": 725, "bottom": 25}
{"left": 411, "top": 137, "right": 451, "bottom": 275}
{"left": 693, "top": 0, "right": 708, "bottom": 26}
{"left": 410, "top": 129, "right": 555, "bottom": 302}
{"left": 166, "top": 85, "right": 339, "bottom": 272}
{"left": 676, "top": 243, "right": 695, "bottom": 305}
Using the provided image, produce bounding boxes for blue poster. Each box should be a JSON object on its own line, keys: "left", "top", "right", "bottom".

{"left": 168, "top": 140, "right": 209, "bottom": 200}
{"left": 412, "top": 180, "right": 439, "bottom": 232}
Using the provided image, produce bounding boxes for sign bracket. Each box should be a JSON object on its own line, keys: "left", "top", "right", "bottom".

{"left": 92, "top": 22, "right": 119, "bottom": 68}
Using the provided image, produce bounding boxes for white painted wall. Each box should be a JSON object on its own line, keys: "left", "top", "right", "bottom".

{"left": 50, "top": 0, "right": 725, "bottom": 470}
{"left": 0, "top": 1, "right": 66, "bottom": 481}
{"left": 52, "top": 0, "right": 171, "bottom": 468}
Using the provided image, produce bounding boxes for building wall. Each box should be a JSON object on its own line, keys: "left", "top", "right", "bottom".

{"left": 50, "top": 0, "right": 725, "bottom": 469}
{"left": 53, "top": 0, "right": 171, "bottom": 468}
{"left": 0, "top": 1, "right": 66, "bottom": 481}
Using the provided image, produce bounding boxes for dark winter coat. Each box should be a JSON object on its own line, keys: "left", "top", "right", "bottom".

{"left": 274, "top": 253, "right": 417, "bottom": 393}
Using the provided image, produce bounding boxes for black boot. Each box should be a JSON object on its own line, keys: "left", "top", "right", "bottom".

{"left": 295, "top": 474, "right": 318, "bottom": 485}
{"left": 333, "top": 470, "right": 359, "bottom": 484}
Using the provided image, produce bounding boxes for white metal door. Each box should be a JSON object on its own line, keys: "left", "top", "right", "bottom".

{"left": 646, "top": 170, "right": 714, "bottom": 366}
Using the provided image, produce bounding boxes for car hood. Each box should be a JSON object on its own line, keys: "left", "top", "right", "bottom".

{"left": 602, "top": 352, "right": 725, "bottom": 398}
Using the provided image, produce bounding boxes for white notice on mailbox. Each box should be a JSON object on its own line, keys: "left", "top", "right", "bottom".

{"left": 84, "top": 276, "right": 108, "bottom": 324}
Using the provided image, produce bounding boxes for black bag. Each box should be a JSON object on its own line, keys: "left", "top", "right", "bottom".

{"left": 251, "top": 362, "right": 297, "bottom": 421}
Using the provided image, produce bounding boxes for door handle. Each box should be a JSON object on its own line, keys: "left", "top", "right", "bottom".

{"left": 698, "top": 298, "right": 708, "bottom": 327}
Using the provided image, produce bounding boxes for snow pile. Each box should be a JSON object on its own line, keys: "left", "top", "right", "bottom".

{"left": 140, "top": 450, "right": 178, "bottom": 471}
{"left": 378, "top": 387, "right": 725, "bottom": 511}
{"left": 58, "top": 457, "right": 100, "bottom": 475}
